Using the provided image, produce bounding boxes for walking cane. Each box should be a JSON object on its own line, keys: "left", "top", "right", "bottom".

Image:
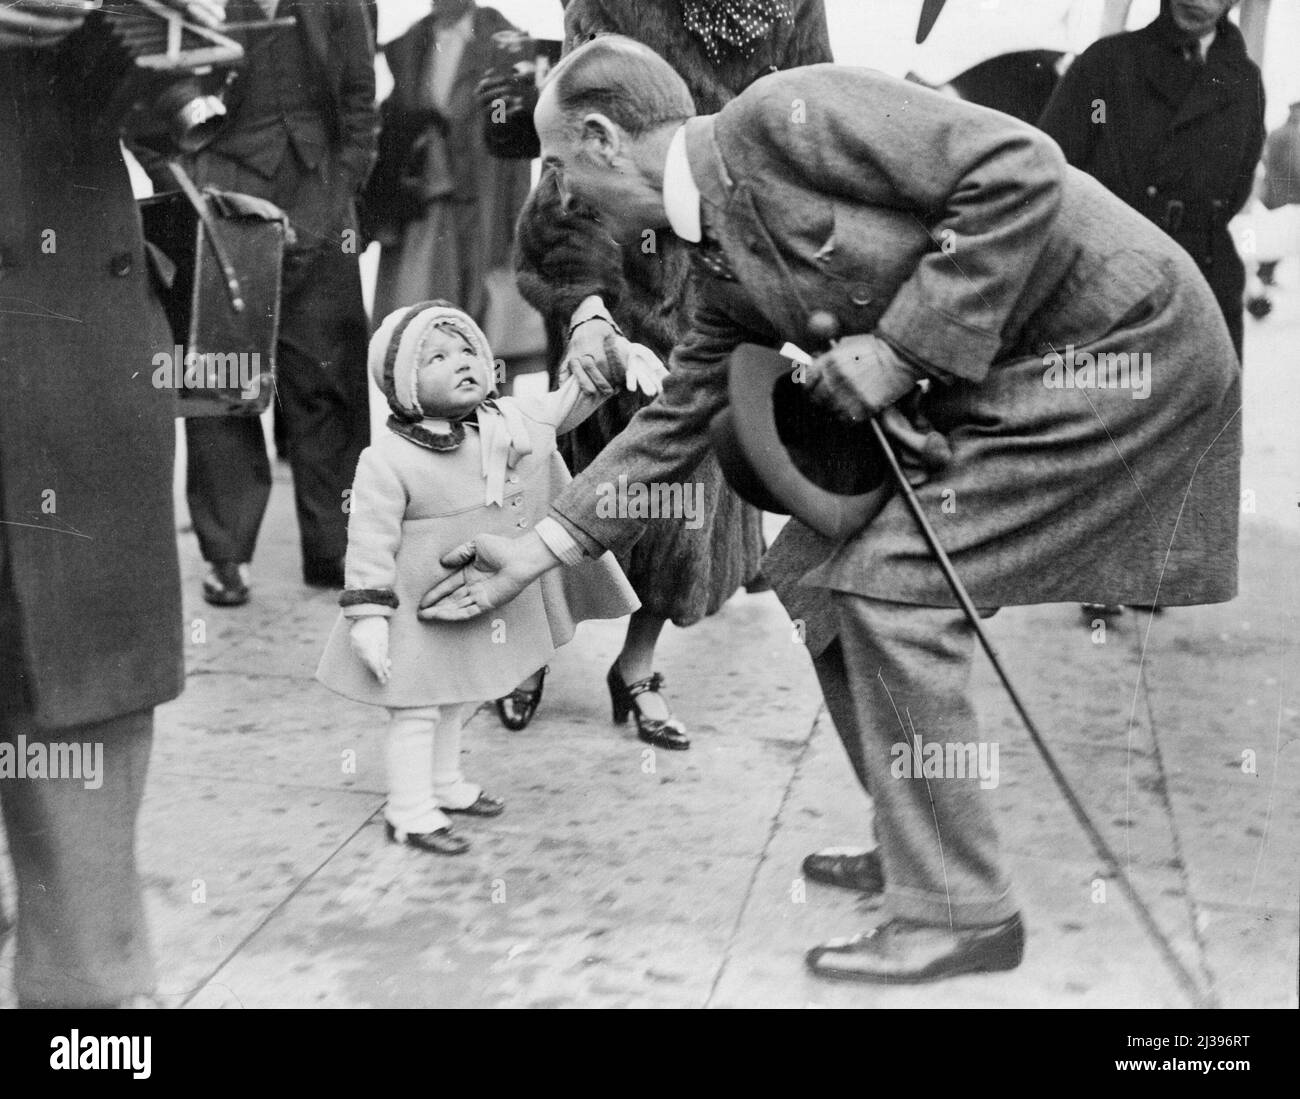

{"left": 807, "top": 312, "right": 1214, "bottom": 1008}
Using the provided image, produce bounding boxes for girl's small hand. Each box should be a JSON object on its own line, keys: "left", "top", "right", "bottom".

{"left": 349, "top": 617, "right": 391, "bottom": 684}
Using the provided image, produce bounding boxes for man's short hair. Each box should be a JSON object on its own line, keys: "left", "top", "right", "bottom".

{"left": 549, "top": 34, "right": 696, "bottom": 137}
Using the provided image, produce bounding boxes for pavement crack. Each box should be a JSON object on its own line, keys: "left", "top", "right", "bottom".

{"left": 1137, "top": 641, "right": 1221, "bottom": 1007}
{"left": 702, "top": 699, "right": 823, "bottom": 1008}
{"left": 177, "top": 807, "right": 384, "bottom": 1008}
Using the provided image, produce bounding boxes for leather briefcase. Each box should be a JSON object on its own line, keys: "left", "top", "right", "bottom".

{"left": 139, "top": 169, "right": 289, "bottom": 418}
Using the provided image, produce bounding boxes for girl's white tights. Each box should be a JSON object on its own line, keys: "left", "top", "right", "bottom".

{"left": 384, "top": 703, "right": 481, "bottom": 834}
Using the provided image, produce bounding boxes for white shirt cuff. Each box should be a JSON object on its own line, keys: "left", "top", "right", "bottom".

{"left": 534, "top": 517, "right": 587, "bottom": 566}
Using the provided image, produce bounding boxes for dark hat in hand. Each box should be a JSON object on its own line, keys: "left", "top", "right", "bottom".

{"left": 709, "top": 343, "right": 893, "bottom": 540}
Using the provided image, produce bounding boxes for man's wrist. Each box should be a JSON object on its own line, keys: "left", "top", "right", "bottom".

{"left": 533, "top": 519, "right": 585, "bottom": 567}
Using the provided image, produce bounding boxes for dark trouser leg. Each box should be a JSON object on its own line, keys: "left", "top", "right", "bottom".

{"left": 832, "top": 594, "right": 1016, "bottom": 929}
{"left": 1223, "top": 302, "right": 1245, "bottom": 361}
{"left": 1210, "top": 256, "right": 1246, "bottom": 361}
{"left": 185, "top": 415, "right": 272, "bottom": 565}
{"left": 276, "top": 239, "right": 370, "bottom": 569}
{"left": 0, "top": 708, "right": 155, "bottom": 1007}
{"left": 810, "top": 638, "right": 874, "bottom": 801}
{"left": 809, "top": 636, "right": 880, "bottom": 849}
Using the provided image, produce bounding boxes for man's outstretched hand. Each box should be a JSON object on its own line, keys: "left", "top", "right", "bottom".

{"left": 418, "top": 531, "right": 562, "bottom": 622}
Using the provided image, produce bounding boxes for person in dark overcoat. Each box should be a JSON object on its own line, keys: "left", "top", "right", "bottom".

{"left": 505, "top": 0, "right": 833, "bottom": 749}
{"left": 0, "top": 0, "right": 225, "bottom": 1008}
{"left": 1038, "top": 0, "right": 1265, "bottom": 357}
{"left": 418, "top": 38, "right": 1243, "bottom": 983}
{"left": 168, "top": 0, "right": 379, "bottom": 605}
{"left": 364, "top": 0, "right": 533, "bottom": 327}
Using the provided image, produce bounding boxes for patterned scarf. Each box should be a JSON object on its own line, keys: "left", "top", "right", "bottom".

{"left": 680, "top": 0, "right": 796, "bottom": 63}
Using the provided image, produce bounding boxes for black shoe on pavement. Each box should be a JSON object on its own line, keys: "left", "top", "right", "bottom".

{"left": 607, "top": 663, "right": 690, "bottom": 751}
{"left": 805, "top": 913, "right": 1025, "bottom": 984}
{"left": 384, "top": 820, "right": 470, "bottom": 856}
{"left": 202, "top": 563, "right": 249, "bottom": 607}
{"left": 495, "top": 667, "right": 547, "bottom": 730}
{"left": 304, "top": 556, "right": 345, "bottom": 589}
{"left": 801, "top": 848, "right": 885, "bottom": 895}
{"left": 442, "top": 792, "right": 506, "bottom": 818}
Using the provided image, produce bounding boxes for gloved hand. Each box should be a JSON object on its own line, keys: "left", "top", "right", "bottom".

{"left": 623, "top": 343, "right": 670, "bottom": 397}
{"left": 560, "top": 316, "right": 670, "bottom": 399}
{"left": 349, "top": 616, "right": 391, "bottom": 684}
{"left": 804, "top": 333, "right": 922, "bottom": 422}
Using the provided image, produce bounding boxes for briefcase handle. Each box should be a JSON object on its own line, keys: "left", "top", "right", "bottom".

{"left": 165, "top": 160, "right": 246, "bottom": 314}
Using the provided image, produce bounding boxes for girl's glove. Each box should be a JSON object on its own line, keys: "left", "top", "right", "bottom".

{"left": 561, "top": 314, "right": 669, "bottom": 399}
{"left": 349, "top": 617, "right": 391, "bottom": 684}
{"left": 623, "top": 343, "right": 669, "bottom": 397}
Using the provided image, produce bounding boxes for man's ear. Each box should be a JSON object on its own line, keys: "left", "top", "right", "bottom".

{"left": 579, "top": 112, "right": 621, "bottom": 164}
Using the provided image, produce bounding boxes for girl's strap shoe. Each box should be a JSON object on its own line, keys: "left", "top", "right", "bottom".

{"left": 494, "top": 666, "right": 548, "bottom": 730}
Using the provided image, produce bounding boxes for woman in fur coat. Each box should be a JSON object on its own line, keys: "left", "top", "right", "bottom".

{"left": 506, "top": 0, "right": 834, "bottom": 750}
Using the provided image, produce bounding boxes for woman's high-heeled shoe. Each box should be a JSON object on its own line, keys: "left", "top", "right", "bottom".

{"left": 495, "top": 666, "right": 548, "bottom": 730}
{"left": 606, "top": 663, "right": 690, "bottom": 751}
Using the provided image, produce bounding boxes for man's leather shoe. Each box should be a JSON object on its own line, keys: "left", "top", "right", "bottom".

{"left": 805, "top": 914, "right": 1025, "bottom": 984}
{"left": 202, "top": 562, "right": 249, "bottom": 607}
{"left": 384, "top": 820, "right": 470, "bottom": 855}
{"left": 801, "top": 847, "right": 884, "bottom": 895}
{"left": 442, "top": 792, "right": 505, "bottom": 818}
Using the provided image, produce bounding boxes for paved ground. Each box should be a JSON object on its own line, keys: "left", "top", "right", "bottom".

{"left": 3, "top": 271, "right": 1297, "bottom": 1010}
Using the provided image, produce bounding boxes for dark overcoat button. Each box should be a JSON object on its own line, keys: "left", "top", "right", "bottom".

{"left": 850, "top": 285, "right": 873, "bottom": 306}
{"left": 109, "top": 251, "right": 133, "bottom": 277}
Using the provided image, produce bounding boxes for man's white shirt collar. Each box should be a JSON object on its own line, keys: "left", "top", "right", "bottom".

{"left": 663, "top": 125, "right": 703, "bottom": 245}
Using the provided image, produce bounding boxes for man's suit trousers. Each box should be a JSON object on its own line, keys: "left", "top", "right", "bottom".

{"left": 812, "top": 595, "right": 1019, "bottom": 928}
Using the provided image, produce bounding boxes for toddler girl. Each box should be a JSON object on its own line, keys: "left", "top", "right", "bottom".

{"left": 317, "top": 301, "right": 640, "bottom": 854}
